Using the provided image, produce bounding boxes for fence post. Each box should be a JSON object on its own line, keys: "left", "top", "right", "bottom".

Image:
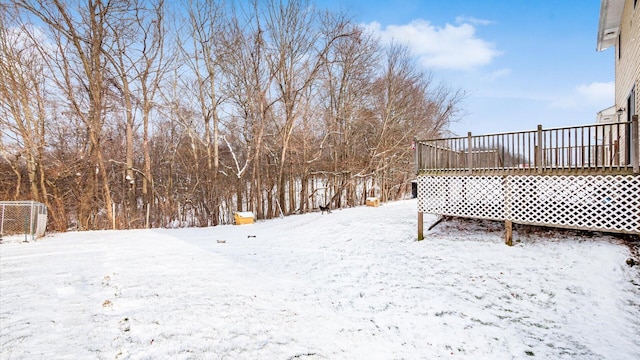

{"left": 418, "top": 211, "right": 424, "bottom": 240}
{"left": 632, "top": 115, "right": 639, "bottom": 174}
{"left": 467, "top": 132, "right": 473, "bottom": 174}
{"left": 146, "top": 203, "right": 151, "bottom": 229}
{"left": 0, "top": 204, "right": 4, "bottom": 239}
{"left": 30, "top": 201, "right": 35, "bottom": 241}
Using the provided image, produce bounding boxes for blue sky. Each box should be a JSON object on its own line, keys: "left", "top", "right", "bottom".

{"left": 317, "top": 0, "right": 615, "bottom": 136}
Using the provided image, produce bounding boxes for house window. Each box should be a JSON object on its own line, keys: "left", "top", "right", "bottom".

{"left": 618, "top": 33, "right": 622, "bottom": 59}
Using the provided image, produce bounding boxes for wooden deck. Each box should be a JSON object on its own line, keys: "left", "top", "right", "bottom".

{"left": 415, "top": 117, "right": 640, "bottom": 243}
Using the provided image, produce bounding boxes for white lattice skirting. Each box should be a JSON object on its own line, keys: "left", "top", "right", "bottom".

{"left": 418, "top": 175, "right": 640, "bottom": 234}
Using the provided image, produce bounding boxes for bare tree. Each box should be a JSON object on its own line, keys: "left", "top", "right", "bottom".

{"left": 104, "top": 0, "right": 170, "bottom": 228}
{"left": 171, "top": 0, "right": 226, "bottom": 225}
{"left": 105, "top": 2, "right": 140, "bottom": 226}
{"left": 0, "top": 4, "right": 76, "bottom": 230}
{"left": 0, "top": 10, "right": 49, "bottom": 204}
{"left": 136, "top": 0, "right": 171, "bottom": 228}
{"left": 14, "top": 0, "right": 128, "bottom": 229}
{"left": 317, "top": 20, "right": 380, "bottom": 207}
{"left": 217, "top": 0, "right": 280, "bottom": 219}
{"left": 367, "top": 43, "right": 464, "bottom": 201}
{"left": 0, "top": 0, "right": 464, "bottom": 230}
{"left": 263, "top": 0, "right": 353, "bottom": 214}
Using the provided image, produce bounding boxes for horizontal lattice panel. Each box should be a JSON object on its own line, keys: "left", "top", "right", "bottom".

{"left": 505, "top": 175, "right": 639, "bottom": 233}
{"left": 418, "top": 176, "right": 505, "bottom": 221}
{"left": 418, "top": 175, "right": 640, "bottom": 234}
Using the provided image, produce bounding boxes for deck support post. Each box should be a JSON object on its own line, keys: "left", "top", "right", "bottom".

{"left": 418, "top": 212, "right": 424, "bottom": 241}
{"left": 504, "top": 220, "right": 513, "bottom": 246}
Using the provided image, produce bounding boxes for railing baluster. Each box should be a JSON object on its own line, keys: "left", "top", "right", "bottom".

{"left": 553, "top": 130, "right": 560, "bottom": 168}
{"left": 600, "top": 124, "right": 605, "bottom": 168}
{"left": 616, "top": 123, "right": 621, "bottom": 171}
{"left": 592, "top": 125, "right": 596, "bottom": 167}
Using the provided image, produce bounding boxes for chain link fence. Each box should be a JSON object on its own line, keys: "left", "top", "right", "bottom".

{"left": 0, "top": 201, "right": 48, "bottom": 242}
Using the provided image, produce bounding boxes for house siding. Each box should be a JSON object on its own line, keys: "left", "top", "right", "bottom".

{"left": 615, "top": 0, "right": 640, "bottom": 159}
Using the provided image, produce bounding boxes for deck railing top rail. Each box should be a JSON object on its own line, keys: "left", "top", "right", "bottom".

{"left": 415, "top": 116, "right": 639, "bottom": 175}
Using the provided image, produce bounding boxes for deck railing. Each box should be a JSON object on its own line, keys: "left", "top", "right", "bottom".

{"left": 415, "top": 116, "right": 639, "bottom": 175}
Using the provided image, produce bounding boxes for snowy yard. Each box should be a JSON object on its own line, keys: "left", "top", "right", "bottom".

{"left": 1, "top": 199, "right": 639, "bottom": 359}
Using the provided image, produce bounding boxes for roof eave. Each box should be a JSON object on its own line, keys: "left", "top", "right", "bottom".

{"left": 596, "top": 0, "right": 625, "bottom": 51}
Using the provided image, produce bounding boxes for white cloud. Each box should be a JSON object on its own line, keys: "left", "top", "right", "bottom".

{"left": 549, "top": 81, "right": 614, "bottom": 109}
{"left": 576, "top": 82, "right": 615, "bottom": 104}
{"left": 482, "top": 68, "right": 511, "bottom": 81}
{"left": 366, "top": 19, "right": 501, "bottom": 71}
{"left": 455, "top": 16, "right": 494, "bottom": 26}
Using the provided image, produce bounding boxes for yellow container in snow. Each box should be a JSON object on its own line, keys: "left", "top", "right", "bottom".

{"left": 366, "top": 197, "right": 380, "bottom": 207}
{"left": 234, "top": 211, "right": 254, "bottom": 225}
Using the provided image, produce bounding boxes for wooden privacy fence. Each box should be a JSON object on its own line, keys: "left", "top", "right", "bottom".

{"left": 415, "top": 116, "right": 640, "bottom": 243}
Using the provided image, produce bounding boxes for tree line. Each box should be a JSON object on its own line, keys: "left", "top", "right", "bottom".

{"left": 0, "top": 0, "right": 463, "bottom": 231}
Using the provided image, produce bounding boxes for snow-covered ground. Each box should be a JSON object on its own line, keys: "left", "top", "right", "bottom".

{"left": 1, "top": 199, "right": 639, "bottom": 359}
